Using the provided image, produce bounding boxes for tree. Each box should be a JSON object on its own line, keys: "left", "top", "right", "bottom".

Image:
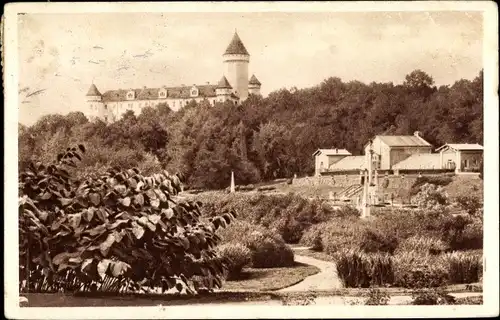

{"left": 403, "top": 69, "right": 435, "bottom": 90}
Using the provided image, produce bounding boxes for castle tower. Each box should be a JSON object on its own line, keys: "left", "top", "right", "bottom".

{"left": 216, "top": 76, "right": 233, "bottom": 103}
{"left": 85, "top": 83, "right": 106, "bottom": 121}
{"left": 248, "top": 74, "right": 262, "bottom": 96}
{"left": 223, "top": 32, "right": 250, "bottom": 101}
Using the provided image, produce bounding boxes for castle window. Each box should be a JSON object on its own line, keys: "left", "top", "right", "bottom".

{"left": 104, "top": 105, "right": 108, "bottom": 110}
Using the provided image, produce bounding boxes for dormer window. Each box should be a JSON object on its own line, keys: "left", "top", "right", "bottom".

{"left": 126, "top": 90, "right": 135, "bottom": 101}
{"left": 159, "top": 89, "right": 167, "bottom": 99}
{"left": 190, "top": 86, "right": 199, "bottom": 98}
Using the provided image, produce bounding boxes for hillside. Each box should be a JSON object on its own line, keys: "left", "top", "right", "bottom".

{"left": 19, "top": 69, "right": 483, "bottom": 190}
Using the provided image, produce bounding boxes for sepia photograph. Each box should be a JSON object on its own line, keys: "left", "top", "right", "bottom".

{"left": 3, "top": 1, "right": 499, "bottom": 318}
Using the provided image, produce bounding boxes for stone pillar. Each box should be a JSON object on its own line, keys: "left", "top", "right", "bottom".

{"left": 455, "top": 151, "right": 461, "bottom": 174}
{"left": 368, "top": 152, "right": 373, "bottom": 185}
{"left": 230, "top": 171, "right": 235, "bottom": 193}
{"left": 362, "top": 170, "right": 370, "bottom": 218}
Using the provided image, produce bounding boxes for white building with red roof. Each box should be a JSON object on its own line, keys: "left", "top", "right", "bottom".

{"left": 85, "top": 32, "right": 262, "bottom": 123}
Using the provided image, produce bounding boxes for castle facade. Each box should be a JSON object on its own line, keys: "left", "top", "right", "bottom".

{"left": 85, "top": 32, "right": 261, "bottom": 123}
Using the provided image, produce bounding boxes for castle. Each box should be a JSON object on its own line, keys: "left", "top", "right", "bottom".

{"left": 85, "top": 32, "right": 262, "bottom": 123}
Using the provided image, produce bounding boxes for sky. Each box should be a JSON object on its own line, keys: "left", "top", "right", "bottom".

{"left": 17, "top": 11, "right": 483, "bottom": 125}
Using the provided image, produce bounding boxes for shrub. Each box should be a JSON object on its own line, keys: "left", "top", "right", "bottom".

{"left": 438, "top": 214, "right": 473, "bottom": 250}
{"left": 369, "top": 254, "right": 395, "bottom": 286}
{"left": 217, "top": 243, "right": 252, "bottom": 280}
{"left": 456, "top": 296, "right": 483, "bottom": 305}
{"left": 333, "top": 205, "right": 361, "bottom": 218}
{"left": 442, "top": 251, "right": 482, "bottom": 284}
{"left": 359, "top": 228, "right": 398, "bottom": 254}
{"left": 396, "top": 236, "right": 448, "bottom": 255}
{"left": 365, "top": 289, "right": 390, "bottom": 305}
{"left": 368, "top": 210, "right": 443, "bottom": 242}
{"left": 300, "top": 222, "right": 326, "bottom": 251}
{"left": 412, "top": 183, "right": 449, "bottom": 210}
{"left": 335, "top": 249, "right": 394, "bottom": 288}
{"left": 452, "top": 217, "right": 483, "bottom": 250}
{"left": 411, "top": 289, "right": 456, "bottom": 305}
{"left": 244, "top": 231, "right": 295, "bottom": 268}
{"left": 393, "top": 252, "right": 449, "bottom": 288}
{"left": 455, "top": 195, "right": 482, "bottom": 216}
{"left": 218, "top": 220, "right": 271, "bottom": 244}
{"left": 201, "top": 193, "right": 337, "bottom": 244}
{"left": 218, "top": 221, "right": 294, "bottom": 268}
{"left": 335, "top": 249, "right": 372, "bottom": 288}
{"left": 321, "top": 217, "right": 366, "bottom": 255}
{"left": 410, "top": 176, "right": 453, "bottom": 196}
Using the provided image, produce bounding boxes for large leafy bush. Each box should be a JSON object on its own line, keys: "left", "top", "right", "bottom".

{"left": 217, "top": 243, "right": 252, "bottom": 280}
{"left": 19, "top": 145, "right": 235, "bottom": 294}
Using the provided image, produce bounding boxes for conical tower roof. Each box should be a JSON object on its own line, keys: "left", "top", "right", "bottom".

{"left": 86, "top": 83, "right": 102, "bottom": 96}
{"left": 217, "top": 76, "right": 232, "bottom": 89}
{"left": 224, "top": 32, "right": 249, "bottom": 55}
{"left": 249, "top": 74, "right": 261, "bottom": 86}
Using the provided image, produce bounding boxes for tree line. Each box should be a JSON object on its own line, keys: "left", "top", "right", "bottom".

{"left": 19, "top": 69, "right": 483, "bottom": 190}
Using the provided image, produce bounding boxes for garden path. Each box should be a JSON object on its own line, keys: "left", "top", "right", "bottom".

{"left": 278, "top": 247, "right": 342, "bottom": 292}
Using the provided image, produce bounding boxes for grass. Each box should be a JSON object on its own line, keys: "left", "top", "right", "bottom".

{"left": 221, "top": 262, "right": 320, "bottom": 291}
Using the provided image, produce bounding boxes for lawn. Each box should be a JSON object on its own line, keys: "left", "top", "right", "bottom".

{"left": 220, "top": 262, "right": 320, "bottom": 291}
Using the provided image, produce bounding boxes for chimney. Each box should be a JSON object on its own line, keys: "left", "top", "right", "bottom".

{"left": 206, "top": 81, "right": 210, "bottom": 85}
{"left": 335, "top": 148, "right": 338, "bottom": 153}
{"left": 414, "top": 131, "right": 421, "bottom": 137}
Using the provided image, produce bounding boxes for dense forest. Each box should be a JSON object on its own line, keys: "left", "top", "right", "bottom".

{"left": 19, "top": 69, "right": 483, "bottom": 189}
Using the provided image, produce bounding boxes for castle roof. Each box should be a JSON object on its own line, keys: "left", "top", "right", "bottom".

{"left": 86, "top": 84, "right": 102, "bottom": 96}
{"left": 224, "top": 32, "right": 249, "bottom": 56}
{"left": 101, "top": 84, "right": 218, "bottom": 102}
{"left": 249, "top": 74, "right": 261, "bottom": 86}
{"left": 217, "top": 76, "right": 232, "bottom": 89}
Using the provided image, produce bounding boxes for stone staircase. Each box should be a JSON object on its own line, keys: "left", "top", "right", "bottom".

{"left": 337, "top": 184, "right": 363, "bottom": 200}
